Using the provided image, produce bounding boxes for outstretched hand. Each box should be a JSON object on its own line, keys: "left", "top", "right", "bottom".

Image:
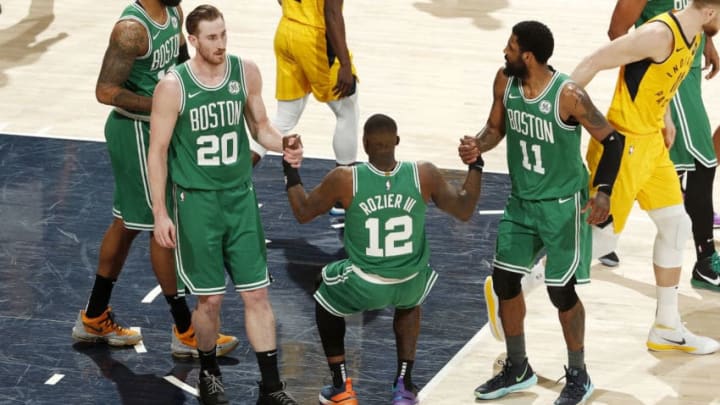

{"left": 458, "top": 135, "right": 480, "bottom": 164}
{"left": 283, "top": 134, "right": 303, "bottom": 168}
{"left": 583, "top": 191, "right": 610, "bottom": 225}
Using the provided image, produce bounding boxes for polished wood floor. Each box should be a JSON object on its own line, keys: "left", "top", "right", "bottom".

{"left": 1, "top": 0, "right": 720, "bottom": 403}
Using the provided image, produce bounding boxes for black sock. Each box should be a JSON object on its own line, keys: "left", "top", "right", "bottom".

{"left": 86, "top": 274, "right": 116, "bottom": 318}
{"left": 256, "top": 349, "right": 281, "bottom": 392}
{"left": 329, "top": 361, "right": 347, "bottom": 388}
{"left": 506, "top": 334, "right": 527, "bottom": 366}
{"left": 568, "top": 349, "right": 584, "bottom": 370}
{"left": 164, "top": 294, "right": 192, "bottom": 333}
{"left": 198, "top": 347, "right": 220, "bottom": 376}
{"left": 396, "top": 359, "right": 414, "bottom": 390}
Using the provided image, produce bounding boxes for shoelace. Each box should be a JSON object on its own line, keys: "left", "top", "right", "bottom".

{"left": 266, "top": 390, "right": 297, "bottom": 405}
{"left": 485, "top": 360, "right": 511, "bottom": 387}
{"left": 102, "top": 312, "right": 127, "bottom": 332}
{"left": 204, "top": 374, "right": 225, "bottom": 395}
{"left": 555, "top": 369, "right": 588, "bottom": 398}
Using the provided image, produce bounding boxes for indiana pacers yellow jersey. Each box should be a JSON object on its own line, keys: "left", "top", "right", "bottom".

{"left": 606, "top": 12, "right": 700, "bottom": 136}
{"left": 282, "top": 0, "right": 325, "bottom": 30}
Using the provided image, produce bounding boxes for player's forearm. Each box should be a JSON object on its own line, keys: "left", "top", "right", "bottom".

{"left": 255, "top": 121, "right": 284, "bottom": 153}
{"left": 286, "top": 186, "right": 315, "bottom": 224}
{"left": 324, "top": 3, "right": 351, "bottom": 66}
{"left": 475, "top": 126, "right": 504, "bottom": 153}
{"left": 147, "top": 150, "right": 169, "bottom": 218}
{"left": 96, "top": 84, "right": 153, "bottom": 112}
{"left": 453, "top": 169, "right": 483, "bottom": 221}
{"left": 570, "top": 57, "right": 599, "bottom": 89}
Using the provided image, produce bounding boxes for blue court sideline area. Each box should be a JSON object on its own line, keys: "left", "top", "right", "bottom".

{"left": 0, "top": 133, "right": 508, "bottom": 404}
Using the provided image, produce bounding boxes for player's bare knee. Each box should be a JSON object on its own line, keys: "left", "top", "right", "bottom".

{"left": 649, "top": 205, "right": 691, "bottom": 268}
{"left": 197, "top": 294, "right": 223, "bottom": 314}
{"left": 492, "top": 268, "right": 523, "bottom": 300}
{"left": 547, "top": 283, "right": 579, "bottom": 312}
{"left": 240, "top": 287, "right": 270, "bottom": 308}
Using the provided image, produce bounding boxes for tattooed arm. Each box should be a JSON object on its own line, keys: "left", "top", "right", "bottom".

{"left": 95, "top": 20, "right": 152, "bottom": 112}
{"left": 559, "top": 82, "right": 614, "bottom": 141}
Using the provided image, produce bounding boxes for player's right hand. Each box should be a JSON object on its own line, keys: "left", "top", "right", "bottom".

{"left": 583, "top": 191, "right": 610, "bottom": 225}
{"left": 458, "top": 135, "right": 480, "bottom": 165}
{"left": 333, "top": 65, "right": 355, "bottom": 98}
{"left": 153, "top": 215, "right": 176, "bottom": 248}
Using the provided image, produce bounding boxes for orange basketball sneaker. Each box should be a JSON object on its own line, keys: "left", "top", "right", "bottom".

{"left": 319, "top": 378, "right": 358, "bottom": 405}
{"left": 171, "top": 325, "right": 239, "bottom": 358}
{"left": 71, "top": 307, "right": 142, "bottom": 346}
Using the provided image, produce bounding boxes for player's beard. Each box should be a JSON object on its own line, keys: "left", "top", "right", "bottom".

{"left": 503, "top": 58, "right": 528, "bottom": 79}
{"left": 160, "top": 0, "right": 182, "bottom": 7}
{"left": 199, "top": 46, "right": 225, "bottom": 66}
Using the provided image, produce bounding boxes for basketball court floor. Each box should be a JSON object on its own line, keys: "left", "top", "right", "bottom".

{"left": 1, "top": 0, "right": 720, "bottom": 404}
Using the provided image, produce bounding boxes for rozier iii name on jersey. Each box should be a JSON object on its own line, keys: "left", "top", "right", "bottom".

{"left": 357, "top": 193, "right": 418, "bottom": 216}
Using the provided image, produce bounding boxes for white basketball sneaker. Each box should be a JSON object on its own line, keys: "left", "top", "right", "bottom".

{"left": 647, "top": 322, "right": 720, "bottom": 355}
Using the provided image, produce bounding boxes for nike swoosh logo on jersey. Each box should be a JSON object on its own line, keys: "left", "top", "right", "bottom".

{"left": 698, "top": 271, "right": 720, "bottom": 286}
{"left": 558, "top": 196, "right": 573, "bottom": 204}
{"left": 188, "top": 91, "right": 201, "bottom": 98}
{"left": 515, "top": 363, "right": 529, "bottom": 382}
{"left": 663, "top": 337, "right": 686, "bottom": 345}
{"left": 508, "top": 94, "right": 521, "bottom": 99}
{"left": 152, "top": 31, "right": 161, "bottom": 40}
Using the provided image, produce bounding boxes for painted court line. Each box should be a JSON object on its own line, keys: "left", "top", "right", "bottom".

{"left": 131, "top": 327, "right": 146, "bottom": 353}
{"left": 418, "top": 326, "right": 491, "bottom": 401}
{"left": 44, "top": 374, "right": 65, "bottom": 385}
{"left": 164, "top": 375, "right": 199, "bottom": 397}
{"left": 142, "top": 285, "right": 163, "bottom": 304}
{"left": 478, "top": 209, "right": 504, "bottom": 215}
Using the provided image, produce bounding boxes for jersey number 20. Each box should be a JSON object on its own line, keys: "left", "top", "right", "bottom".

{"left": 196, "top": 132, "right": 238, "bottom": 166}
{"left": 365, "top": 215, "right": 413, "bottom": 257}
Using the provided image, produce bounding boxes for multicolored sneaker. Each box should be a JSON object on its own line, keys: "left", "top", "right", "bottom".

{"left": 474, "top": 357, "right": 537, "bottom": 400}
{"left": 554, "top": 365, "right": 593, "bottom": 405}
{"left": 71, "top": 307, "right": 142, "bottom": 346}
{"left": 691, "top": 252, "right": 720, "bottom": 292}
{"left": 483, "top": 275, "right": 504, "bottom": 342}
{"left": 198, "top": 370, "right": 229, "bottom": 405}
{"left": 392, "top": 377, "right": 418, "bottom": 405}
{"left": 319, "top": 378, "right": 358, "bottom": 405}
{"left": 647, "top": 322, "right": 720, "bottom": 355}
{"left": 171, "top": 325, "right": 239, "bottom": 358}
{"left": 256, "top": 381, "right": 298, "bottom": 404}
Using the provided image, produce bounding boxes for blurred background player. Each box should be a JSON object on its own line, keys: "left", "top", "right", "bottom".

{"left": 270, "top": 0, "right": 359, "bottom": 217}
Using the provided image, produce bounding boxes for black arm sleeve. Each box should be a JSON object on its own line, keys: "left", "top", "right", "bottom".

{"left": 177, "top": 44, "right": 190, "bottom": 64}
{"left": 593, "top": 130, "right": 625, "bottom": 195}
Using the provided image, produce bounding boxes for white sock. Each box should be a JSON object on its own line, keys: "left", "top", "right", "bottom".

{"left": 655, "top": 285, "right": 681, "bottom": 328}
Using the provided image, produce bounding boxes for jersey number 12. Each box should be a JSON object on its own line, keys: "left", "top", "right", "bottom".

{"left": 365, "top": 215, "right": 413, "bottom": 257}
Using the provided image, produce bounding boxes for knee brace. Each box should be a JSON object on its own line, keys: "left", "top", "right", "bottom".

{"left": 592, "top": 220, "right": 619, "bottom": 259}
{"left": 274, "top": 95, "right": 309, "bottom": 134}
{"left": 547, "top": 282, "right": 579, "bottom": 312}
{"left": 492, "top": 268, "right": 523, "bottom": 300}
{"left": 649, "top": 205, "right": 692, "bottom": 268}
{"left": 327, "top": 91, "right": 359, "bottom": 165}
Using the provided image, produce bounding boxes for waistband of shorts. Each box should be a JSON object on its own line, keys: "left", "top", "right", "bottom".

{"left": 350, "top": 264, "right": 418, "bottom": 285}
{"left": 113, "top": 107, "right": 150, "bottom": 122}
{"left": 173, "top": 179, "right": 254, "bottom": 193}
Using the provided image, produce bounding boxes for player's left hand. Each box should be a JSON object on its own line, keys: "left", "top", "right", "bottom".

{"left": 583, "top": 191, "right": 610, "bottom": 225}
{"left": 283, "top": 134, "right": 303, "bottom": 168}
{"left": 662, "top": 116, "right": 676, "bottom": 149}
{"left": 703, "top": 37, "right": 719, "bottom": 80}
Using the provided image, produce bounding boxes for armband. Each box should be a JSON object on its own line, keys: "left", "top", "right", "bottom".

{"left": 468, "top": 155, "right": 485, "bottom": 173}
{"left": 593, "top": 130, "right": 625, "bottom": 196}
{"left": 283, "top": 160, "right": 303, "bottom": 190}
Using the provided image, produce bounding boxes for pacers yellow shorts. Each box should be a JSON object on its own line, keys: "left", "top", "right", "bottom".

{"left": 586, "top": 132, "right": 683, "bottom": 234}
{"left": 274, "top": 17, "right": 358, "bottom": 102}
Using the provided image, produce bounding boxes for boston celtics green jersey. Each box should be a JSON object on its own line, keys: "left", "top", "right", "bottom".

{"left": 168, "top": 55, "right": 251, "bottom": 190}
{"left": 637, "top": 0, "right": 704, "bottom": 68}
{"left": 118, "top": 3, "right": 181, "bottom": 116}
{"left": 504, "top": 71, "right": 588, "bottom": 200}
{"left": 344, "top": 162, "right": 429, "bottom": 279}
